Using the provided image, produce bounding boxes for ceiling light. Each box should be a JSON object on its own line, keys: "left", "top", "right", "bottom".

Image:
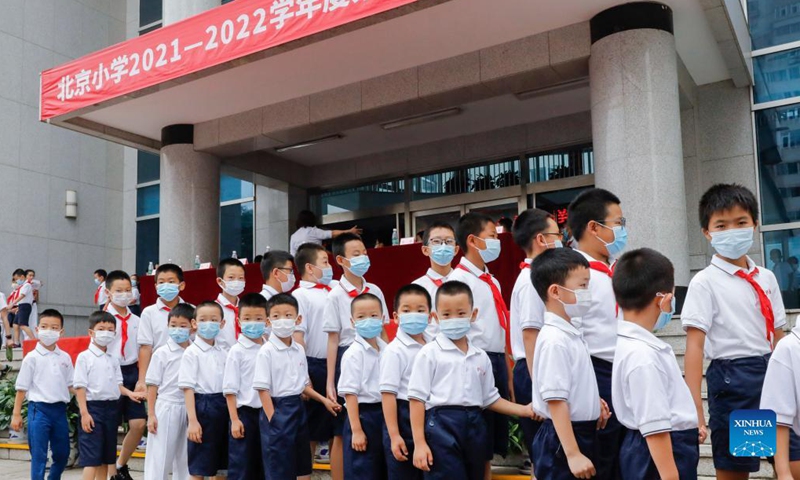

{"left": 515, "top": 78, "right": 589, "bottom": 101}
{"left": 275, "top": 134, "right": 344, "bottom": 153}
{"left": 380, "top": 107, "right": 462, "bottom": 130}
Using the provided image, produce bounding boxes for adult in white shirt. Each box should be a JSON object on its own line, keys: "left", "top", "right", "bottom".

{"left": 289, "top": 210, "right": 361, "bottom": 255}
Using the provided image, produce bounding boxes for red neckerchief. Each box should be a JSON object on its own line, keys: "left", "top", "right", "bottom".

{"left": 116, "top": 312, "right": 131, "bottom": 360}
{"left": 94, "top": 284, "right": 103, "bottom": 305}
{"left": 427, "top": 275, "right": 444, "bottom": 287}
{"left": 734, "top": 268, "right": 776, "bottom": 348}
{"left": 520, "top": 262, "right": 531, "bottom": 270}
{"left": 341, "top": 281, "right": 369, "bottom": 298}
{"left": 224, "top": 303, "right": 240, "bottom": 338}
{"left": 456, "top": 264, "right": 511, "bottom": 353}
{"left": 313, "top": 283, "right": 332, "bottom": 292}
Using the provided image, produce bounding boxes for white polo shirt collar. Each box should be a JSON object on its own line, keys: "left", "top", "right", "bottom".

{"left": 35, "top": 342, "right": 59, "bottom": 356}
{"left": 268, "top": 332, "right": 298, "bottom": 351}
{"left": 193, "top": 336, "right": 213, "bottom": 352}
{"left": 433, "top": 332, "right": 481, "bottom": 357}
{"left": 339, "top": 276, "right": 368, "bottom": 295}
{"left": 156, "top": 297, "right": 184, "bottom": 311}
{"left": 238, "top": 335, "right": 260, "bottom": 349}
{"left": 543, "top": 312, "right": 581, "bottom": 337}
{"left": 617, "top": 320, "right": 669, "bottom": 351}
{"left": 458, "top": 257, "right": 487, "bottom": 276}
{"left": 710, "top": 255, "right": 757, "bottom": 276}
{"left": 166, "top": 338, "right": 183, "bottom": 352}
{"left": 88, "top": 342, "right": 106, "bottom": 357}
{"left": 216, "top": 293, "right": 237, "bottom": 308}
{"left": 261, "top": 285, "right": 279, "bottom": 298}
{"left": 354, "top": 333, "right": 384, "bottom": 352}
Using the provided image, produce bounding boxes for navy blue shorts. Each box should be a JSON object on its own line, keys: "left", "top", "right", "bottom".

{"left": 78, "top": 400, "right": 119, "bottom": 467}
{"left": 333, "top": 345, "right": 349, "bottom": 436}
{"left": 228, "top": 406, "right": 263, "bottom": 480}
{"left": 118, "top": 364, "right": 146, "bottom": 422}
{"left": 484, "top": 351, "right": 509, "bottom": 458}
{"left": 261, "top": 395, "right": 312, "bottom": 480}
{"left": 620, "top": 428, "right": 699, "bottom": 479}
{"left": 424, "top": 406, "right": 488, "bottom": 480}
{"left": 592, "top": 356, "right": 625, "bottom": 479}
{"left": 13, "top": 303, "right": 31, "bottom": 326}
{"left": 306, "top": 356, "right": 334, "bottom": 442}
{"left": 512, "top": 359, "right": 541, "bottom": 463}
{"left": 532, "top": 419, "right": 597, "bottom": 480}
{"left": 343, "top": 402, "right": 386, "bottom": 480}
{"left": 187, "top": 393, "right": 228, "bottom": 476}
{"left": 382, "top": 399, "right": 422, "bottom": 480}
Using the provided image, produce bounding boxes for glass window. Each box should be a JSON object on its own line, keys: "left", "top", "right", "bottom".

{"left": 411, "top": 158, "right": 520, "bottom": 200}
{"left": 136, "top": 185, "right": 160, "bottom": 217}
{"left": 763, "top": 229, "right": 800, "bottom": 309}
{"left": 311, "top": 180, "right": 406, "bottom": 215}
{"left": 137, "top": 151, "right": 160, "bottom": 184}
{"left": 535, "top": 186, "right": 594, "bottom": 229}
{"left": 748, "top": 0, "right": 800, "bottom": 50}
{"left": 755, "top": 104, "right": 800, "bottom": 224}
{"left": 140, "top": 0, "right": 163, "bottom": 27}
{"left": 468, "top": 202, "right": 519, "bottom": 231}
{"left": 754, "top": 48, "right": 800, "bottom": 104}
{"left": 220, "top": 201, "right": 254, "bottom": 261}
{"left": 529, "top": 146, "right": 594, "bottom": 183}
{"left": 324, "top": 214, "right": 404, "bottom": 249}
{"left": 414, "top": 210, "right": 462, "bottom": 238}
{"left": 220, "top": 174, "right": 254, "bottom": 203}
{"left": 136, "top": 218, "right": 159, "bottom": 276}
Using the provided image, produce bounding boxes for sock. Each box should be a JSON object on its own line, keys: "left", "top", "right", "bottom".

{"left": 116, "top": 463, "right": 123, "bottom": 470}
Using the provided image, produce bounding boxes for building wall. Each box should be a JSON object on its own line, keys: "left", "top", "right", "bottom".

{"left": 0, "top": 1, "right": 127, "bottom": 334}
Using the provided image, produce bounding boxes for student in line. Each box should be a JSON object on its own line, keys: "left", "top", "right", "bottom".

{"left": 215, "top": 257, "right": 247, "bottom": 351}
{"left": 412, "top": 222, "right": 459, "bottom": 337}
{"left": 8, "top": 268, "right": 35, "bottom": 347}
{"left": 94, "top": 269, "right": 108, "bottom": 310}
{"left": 260, "top": 250, "right": 296, "bottom": 338}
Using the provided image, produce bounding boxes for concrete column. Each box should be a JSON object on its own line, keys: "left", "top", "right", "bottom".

{"left": 590, "top": 2, "right": 690, "bottom": 284}
{"left": 159, "top": 125, "right": 220, "bottom": 267}
{"left": 163, "top": 0, "right": 221, "bottom": 26}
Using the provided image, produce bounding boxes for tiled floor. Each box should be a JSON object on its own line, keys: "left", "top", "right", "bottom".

{"left": 0, "top": 459, "right": 144, "bottom": 479}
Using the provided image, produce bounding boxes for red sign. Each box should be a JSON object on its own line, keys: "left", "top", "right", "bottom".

{"left": 555, "top": 208, "right": 569, "bottom": 225}
{"left": 40, "top": 0, "right": 417, "bottom": 120}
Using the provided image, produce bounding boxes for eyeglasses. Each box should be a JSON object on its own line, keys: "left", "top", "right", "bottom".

{"left": 275, "top": 267, "right": 294, "bottom": 273}
{"left": 600, "top": 217, "right": 627, "bottom": 228}
{"left": 428, "top": 238, "right": 457, "bottom": 247}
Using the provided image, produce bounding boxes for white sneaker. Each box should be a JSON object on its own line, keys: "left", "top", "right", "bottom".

{"left": 315, "top": 441, "right": 330, "bottom": 464}
{"left": 136, "top": 437, "right": 147, "bottom": 451}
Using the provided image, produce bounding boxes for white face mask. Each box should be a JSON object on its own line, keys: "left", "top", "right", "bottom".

{"left": 111, "top": 292, "right": 132, "bottom": 308}
{"left": 557, "top": 286, "right": 592, "bottom": 319}
{"left": 93, "top": 330, "right": 115, "bottom": 347}
{"left": 38, "top": 329, "right": 60, "bottom": 347}
{"left": 271, "top": 318, "right": 296, "bottom": 339}
{"left": 222, "top": 280, "right": 246, "bottom": 296}
{"left": 279, "top": 272, "right": 296, "bottom": 293}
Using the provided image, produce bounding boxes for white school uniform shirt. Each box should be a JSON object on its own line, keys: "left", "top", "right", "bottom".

{"left": 105, "top": 306, "right": 140, "bottom": 366}
{"left": 145, "top": 339, "right": 187, "bottom": 404}
{"left": 338, "top": 335, "right": 386, "bottom": 404}
{"left": 323, "top": 276, "right": 388, "bottom": 347}
{"left": 531, "top": 312, "right": 600, "bottom": 421}
{"left": 131, "top": 286, "right": 140, "bottom": 306}
{"left": 293, "top": 280, "right": 338, "bottom": 359}
{"left": 290, "top": 226, "right": 333, "bottom": 255}
{"left": 761, "top": 326, "right": 800, "bottom": 435}
{"left": 94, "top": 282, "right": 107, "bottom": 306}
{"left": 613, "top": 321, "right": 697, "bottom": 435}
{"left": 253, "top": 334, "right": 310, "bottom": 397}
{"left": 178, "top": 337, "right": 226, "bottom": 394}
{"left": 222, "top": 335, "right": 263, "bottom": 409}
{"left": 412, "top": 268, "right": 451, "bottom": 336}
{"left": 380, "top": 330, "right": 430, "bottom": 401}
{"left": 260, "top": 285, "right": 280, "bottom": 337}
{"left": 215, "top": 293, "right": 239, "bottom": 351}
{"left": 408, "top": 333, "right": 501, "bottom": 409}
{"left": 138, "top": 297, "right": 186, "bottom": 350}
{"left": 574, "top": 250, "right": 619, "bottom": 363}
{"left": 0, "top": 291, "right": 6, "bottom": 311}
{"left": 446, "top": 257, "right": 505, "bottom": 354}
{"left": 682, "top": 255, "right": 787, "bottom": 360}
{"left": 16, "top": 282, "right": 32, "bottom": 305}
{"left": 510, "top": 259, "right": 545, "bottom": 361}
{"left": 73, "top": 343, "right": 124, "bottom": 401}
{"left": 15, "top": 343, "right": 74, "bottom": 403}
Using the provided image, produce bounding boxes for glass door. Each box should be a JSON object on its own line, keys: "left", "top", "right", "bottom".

{"left": 412, "top": 206, "right": 464, "bottom": 240}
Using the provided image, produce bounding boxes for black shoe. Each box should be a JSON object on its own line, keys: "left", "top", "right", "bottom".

{"left": 115, "top": 465, "right": 134, "bottom": 480}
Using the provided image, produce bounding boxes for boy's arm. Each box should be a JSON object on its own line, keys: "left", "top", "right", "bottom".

{"left": 549, "top": 400, "right": 596, "bottom": 478}
{"left": 410, "top": 399, "right": 433, "bottom": 471}
{"left": 775, "top": 425, "right": 793, "bottom": 480}
{"left": 325, "top": 332, "right": 340, "bottom": 403}
{"left": 523, "top": 328, "right": 539, "bottom": 375}
{"left": 75, "top": 388, "right": 94, "bottom": 433}
{"left": 225, "top": 394, "right": 245, "bottom": 439}
{"left": 292, "top": 331, "right": 306, "bottom": 348}
{"left": 146, "top": 385, "right": 158, "bottom": 433}
{"left": 487, "top": 397, "right": 534, "bottom": 418}
{"left": 184, "top": 388, "right": 202, "bottom": 443}
{"left": 645, "top": 432, "right": 679, "bottom": 480}
{"left": 10, "top": 391, "right": 26, "bottom": 431}
{"left": 258, "top": 390, "right": 275, "bottom": 421}
{"left": 345, "top": 394, "right": 367, "bottom": 451}
{"left": 684, "top": 327, "right": 707, "bottom": 441}
{"left": 382, "top": 392, "right": 407, "bottom": 461}
{"left": 137, "top": 346, "right": 153, "bottom": 391}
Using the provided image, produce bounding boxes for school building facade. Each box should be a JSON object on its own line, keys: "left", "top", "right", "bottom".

{"left": 2, "top": 0, "right": 799, "bottom": 329}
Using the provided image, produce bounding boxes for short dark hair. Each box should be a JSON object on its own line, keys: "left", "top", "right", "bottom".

{"left": 217, "top": 258, "right": 245, "bottom": 278}
{"left": 195, "top": 300, "right": 224, "bottom": 318}
{"left": 530, "top": 248, "right": 590, "bottom": 302}
{"left": 296, "top": 210, "right": 319, "bottom": 229}
{"left": 12, "top": 269, "right": 25, "bottom": 277}
{"left": 612, "top": 248, "right": 675, "bottom": 311}
{"left": 351, "top": 292, "right": 383, "bottom": 315}
{"left": 567, "top": 188, "right": 621, "bottom": 241}
{"left": 435, "top": 280, "right": 474, "bottom": 310}
{"left": 39, "top": 309, "right": 64, "bottom": 327}
{"left": 295, "top": 243, "right": 327, "bottom": 274}
{"left": 89, "top": 311, "right": 116, "bottom": 330}
{"left": 155, "top": 264, "right": 184, "bottom": 282}
{"left": 253, "top": 255, "right": 263, "bottom": 264}
{"left": 423, "top": 222, "right": 456, "bottom": 245}
{"left": 393, "top": 284, "right": 432, "bottom": 312}
{"left": 260, "top": 251, "right": 294, "bottom": 279}
{"left": 456, "top": 213, "right": 494, "bottom": 251}
{"left": 332, "top": 232, "right": 364, "bottom": 258}
{"left": 25, "top": 269, "right": 35, "bottom": 276}
{"left": 267, "top": 293, "right": 299, "bottom": 316}
{"left": 239, "top": 292, "right": 268, "bottom": 312}
{"left": 168, "top": 303, "right": 195, "bottom": 321}
{"left": 105, "top": 270, "right": 131, "bottom": 290}
{"left": 698, "top": 183, "right": 759, "bottom": 229}
{"left": 513, "top": 209, "right": 554, "bottom": 251}
{"left": 94, "top": 269, "right": 107, "bottom": 279}
{"left": 498, "top": 217, "right": 514, "bottom": 231}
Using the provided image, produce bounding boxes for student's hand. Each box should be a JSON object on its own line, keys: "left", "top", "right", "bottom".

{"left": 566, "top": 452, "right": 596, "bottom": 479}
{"left": 517, "top": 403, "right": 536, "bottom": 419}
{"left": 134, "top": 381, "right": 147, "bottom": 393}
{"left": 81, "top": 413, "right": 94, "bottom": 433}
{"left": 326, "top": 382, "right": 337, "bottom": 404}
{"left": 231, "top": 419, "right": 245, "bottom": 439}
{"left": 597, "top": 398, "right": 611, "bottom": 430}
{"left": 413, "top": 442, "right": 434, "bottom": 471}
{"left": 10, "top": 414, "right": 22, "bottom": 432}
{"left": 351, "top": 428, "right": 367, "bottom": 452}
{"left": 349, "top": 226, "right": 363, "bottom": 235}
{"left": 390, "top": 434, "right": 408, "bottom": 462}
{"left": 322, "top": 398, "right": 340, "bottom": 416}
{"left": 127, "top": 391, "right": 146, "bottom": 403}
{"left": 187, "top": 419, "right": 202, "bottom": 443}
{"left": 698, "top": 423, "right": 708, "bottom": 444}
{"left": 147, "top": 415, "right": 158, "bottom": 434}
{"left": 508, "top": 379, "right": 516, "bottom": 404}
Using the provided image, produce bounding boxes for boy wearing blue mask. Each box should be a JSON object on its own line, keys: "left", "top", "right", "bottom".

{"left": 412, "top": 223, "right": 459, "bottom": 337}
{"left": 612, "top": 249, "right": 699, "bottom": 479}
{"left": 683, "top": 184, "right": 800, "bottom": 479}
{"left": 408, "top": 281, "right": 535, "bottom": 480}
{"left": 566, "top": 187, "right": 628, "bottom": 479}
{"left": 144, "top": 303, "right": 195, "bottom": 480}
{"left": 380, "top": 284, "right": 433, "bottom": 480}
{"left": 215, "top": 258, "right": 246, "bottom": 351}
{"left": 138, "top": 264, "right": 187, "bottom": 394}
{"left": 324, "top": 232, "right": 389, "bottom": 480}
{"left": 179, "top": 301, "right": 228, "bottom": 480}
{"left": 447, "top": 212, "right": 511, "bottom": 476}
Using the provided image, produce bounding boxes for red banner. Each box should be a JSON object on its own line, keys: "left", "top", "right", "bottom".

{"left": 40, "top": 0, "right": 417, "bottom": 120}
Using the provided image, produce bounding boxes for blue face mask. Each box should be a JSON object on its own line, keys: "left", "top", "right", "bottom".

{"left": 197, "top": 322, "right": 221, "bottom": 340}
{"left": 430, "top": 245, "right": 456, "bottom": 267}
{"left": 399, "top": 313, "right": 429, "bottom": 336}
{"left": 347, "top": 256, "right": 371, "bottom": 278}
{"left": 710, "top": 227, "right": 754, "bottom": 259}
{"left": 476, "top": 237, "right": 502, "bottom": 263}
{"left": 18, "top": 279, "right": 25, "bottom": 286}
{"left": 168, "top": 327, "right": 191, "bottom": 344}
{"left": 653, "top": 295, "right": 676, "bottom": 331}
{"left": 93, "top": 278, "right": 101, "bottom": 286}
{"left": 156, "top": 283, "right": 180, "bottom": 302}
{"left": 439, "top": 318, "right": 472, "bottom": 340}
{"left": 314, "top": 266, "right": 334, "bottom": 286}
{"left": 240, "top": 321, "right": 266, "bottom": 339}
{"left": 355, "top": 318, "right": 383, "bottom": 339}
{"left": 597, "top": 224, "right": 628, "bottom": 258}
